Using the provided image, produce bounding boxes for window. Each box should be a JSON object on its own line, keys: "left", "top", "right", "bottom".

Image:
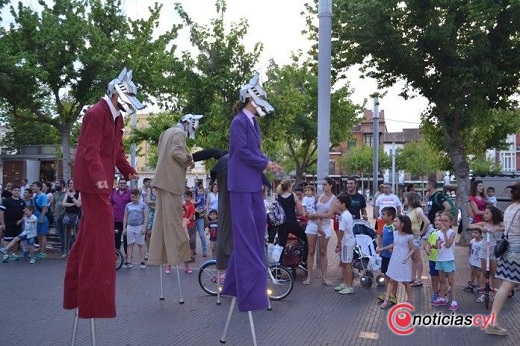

{"left": 364, "top": 134, "right": 373, "bottom": 147}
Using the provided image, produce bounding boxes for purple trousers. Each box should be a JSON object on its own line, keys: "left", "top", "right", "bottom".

{"left": 222, "top": 191, "right": 269, "bottom": 311}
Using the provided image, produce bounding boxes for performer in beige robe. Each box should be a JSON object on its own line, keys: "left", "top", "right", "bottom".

{"left": 148, "top": 114, "right": 203, "bottom": 266}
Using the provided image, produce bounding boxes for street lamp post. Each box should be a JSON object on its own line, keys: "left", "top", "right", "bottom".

{"left": 317, "top": 0, "right": 332, "bottom": 193}
{"left": 372, "top": 96, "right": 380, "bottom": 201}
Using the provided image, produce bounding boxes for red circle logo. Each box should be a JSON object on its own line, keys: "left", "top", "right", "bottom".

{"left": 386, "top": 303, "right": 415, "bottom": 335}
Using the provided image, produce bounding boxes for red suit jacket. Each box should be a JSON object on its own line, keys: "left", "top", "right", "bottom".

{"left": 74, "top": 99, "right": 136, "bottom": 192}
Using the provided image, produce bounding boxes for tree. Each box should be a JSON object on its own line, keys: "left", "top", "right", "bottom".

{"left": 0, "top": 108, "right": 60, "bottom": 150}
{"left": 395, "top": 140, "right": 447, "bottom": 179}
{"left": 170, "top": 0, "right": 262, "bottom": 151}
{"left": 338, "top": 144, "right": 391, "bottom": 193}
{"left": 263, "top": 58, "right": 362, "bottom": 185}
{"left": 331, "top": 0, "right": 520, "bottom": 235}
{"left": 0, "top": 0, "right": 183, "bottom": 180}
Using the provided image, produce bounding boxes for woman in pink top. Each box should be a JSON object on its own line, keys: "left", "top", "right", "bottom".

{"left": 469, "top": 180, "right": 487, "bottom": 223}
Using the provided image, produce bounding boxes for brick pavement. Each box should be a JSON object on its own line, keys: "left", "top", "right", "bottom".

{"left": 1, "top": 214, "right": 519, "bottom": 345}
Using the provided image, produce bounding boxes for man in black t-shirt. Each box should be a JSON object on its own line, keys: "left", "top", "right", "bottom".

{"left": 345, "top": 178, "right": 368, "bottom": 220}
{"left": 425, "top": 179, "right": 451, "bottom": 224}
{"left": 0, "top": 187, "right": 26, "bottom": 260}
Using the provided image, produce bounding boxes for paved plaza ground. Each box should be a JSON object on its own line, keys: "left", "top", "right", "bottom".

{"left": 1, "top": 216, "right": 520, "bottom": 345}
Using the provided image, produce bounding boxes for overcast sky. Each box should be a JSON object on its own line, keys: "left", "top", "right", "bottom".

{"left": 3, "top": 0, "right": 429, "bottom": 131}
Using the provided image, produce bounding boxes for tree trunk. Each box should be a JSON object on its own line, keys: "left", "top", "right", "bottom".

{"left": 294, "top": 166, "right": 306, "bottom": 188}
{"left": 61, "top": 126, "right": 72, "bottom": 182}
{"left": 446, "top": 136, "right": 471, "bottom": 245}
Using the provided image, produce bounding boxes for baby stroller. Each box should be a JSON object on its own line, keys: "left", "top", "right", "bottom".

{"left": 352, "top": 220, "right": 384, "bottom": 288}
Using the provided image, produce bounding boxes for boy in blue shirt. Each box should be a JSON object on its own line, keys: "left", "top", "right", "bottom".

{"left": 123, "top": 189, "right": 148, "bottom": 269}
{"left": 1, "top": 205, "right": 38, "bottom": 264}
{"left": 376, "top": 206, "right": 397, "bottom": 304}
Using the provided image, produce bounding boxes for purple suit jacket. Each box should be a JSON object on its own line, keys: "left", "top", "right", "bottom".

{"left": 227, "top": 111, "right": 269, "bottom": 192}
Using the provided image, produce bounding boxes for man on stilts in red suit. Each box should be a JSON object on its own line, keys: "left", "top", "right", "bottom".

{"left": 63, "top": 68, "right": 143, "bottom": 318}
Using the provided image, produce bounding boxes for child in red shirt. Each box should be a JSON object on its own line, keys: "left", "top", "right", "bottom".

{"left": 183, "top": 191, "right": 197, "bottom": 264}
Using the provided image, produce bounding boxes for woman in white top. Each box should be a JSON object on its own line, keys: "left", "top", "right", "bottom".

{"left": 205, "top": 183, "right": 219, "bottom": 213}
{"left": 303, "top": 177, "right": 337, "bottom": 286}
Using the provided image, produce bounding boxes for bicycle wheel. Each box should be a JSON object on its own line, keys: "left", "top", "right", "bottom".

{"left": 267, "top": 265, "right": 294, "bottom": 300}
{"left": 115, "top": 249, "right": 124, "bottom": 271}
{"left": 198, "top": 260, "right": 225, "bottom": 296}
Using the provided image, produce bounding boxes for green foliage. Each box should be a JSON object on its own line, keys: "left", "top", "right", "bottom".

{"left": 469, "top": 155, "right": 502, "bottom": 176}
{"left": 171, "top": 0, "right": 261, "bottom": 151}
{"left": 338, "top": 144, "right": 390, "bottom": 177}
{"left": 126, "top": 112, "right": 178, "bottom": 168}
{"left": 0, "top": 108, "right": 60, "bottom": 150}
{"left": 0, "top": 0, "right": 184, "bottom": 179}
{"left": 395, "top": 141, "right": 446, "bottom": 177}
{"left": 332, "top": 0, "right": 520, "bottom": 156}
{"left": 263, "top": 55, "right": 362, "bottom": 182}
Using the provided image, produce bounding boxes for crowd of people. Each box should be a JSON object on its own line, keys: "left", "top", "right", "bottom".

{"left": 1, "top": 174, "right": 519, "bottom": 336}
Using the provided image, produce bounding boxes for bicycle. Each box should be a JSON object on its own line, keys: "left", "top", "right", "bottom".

{"left": 115, "top": 249, "right": 124, "bottom": 271}
{"left": 198, "top": 259, "right": 294, "bottom": 300}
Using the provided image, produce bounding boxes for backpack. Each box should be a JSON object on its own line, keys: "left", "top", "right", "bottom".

{"left": 268, "top": 198, "right": 286, "bottom": 226}
{"left": 434, "top": 192, "right": 457, "bottom": 220}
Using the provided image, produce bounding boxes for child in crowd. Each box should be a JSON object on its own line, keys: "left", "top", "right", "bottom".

{"left": 302, "top": 186, "right": 322, "bottom": 235}
{"left": 432, "top": 212, "right": 458, "bottom": 311}
{"left": 380, "top": 215, "right": 415, "bottom": 308}
{"left": 165, "top": 206, "right": 193, "bottom": 274}
{"left": 469, "top": 205, "right": 504, "bottom": 302}
{"left": 1, "top": 206, "right": 38, "bottom": 264}
{"left": 424, "top": 212, "right": 442, "bottom": 302}
{"left": 464, "top": 228, "right": 482, "bottom": 291}
{"left": 184, "top": 191, "right": 197, "bottom": 262}
{"left": 376, "top": 206, "right": 398, "bottom": 305}
{"left": 334, "top": 194, "right": 355, "bottom": 295}
{"left": 486, "top": 187, "right": 497, "bottom": 207}
{"left": 206, "top": 209, "right": 218, "bottom": 259}
{"left": 123, "top": 189, "right": 148, "bottom": 269}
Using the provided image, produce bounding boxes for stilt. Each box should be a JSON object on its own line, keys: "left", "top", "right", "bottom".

{"left": 219, "top": 297, "right": 236, "bottom": 344}
{"left": 70, "top": 312, "right": 97, "bottom": 346}
{"left": 176, "top": 265, "right": 184, "bottom": 304}
{"left": 70, "top": 309, "right": 79, "bottom": 346}
{"left": 90, "top": 319, "right": 96, "bottom": 346}
{"left": 216, "top": 269, "right": 222, "bottom": 305}
{"left": 159, "top": 265, "right": 165, "bottom": 300}
{"left": 247, "top": 312, "right": 258, "bottom": 346}
{"left": 219, "top": 297, "right": 257, "bottom": 345}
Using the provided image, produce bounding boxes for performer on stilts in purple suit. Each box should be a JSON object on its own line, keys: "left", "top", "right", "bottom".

{"left": 221, "top": 73, "right": 281, "bottom": 312}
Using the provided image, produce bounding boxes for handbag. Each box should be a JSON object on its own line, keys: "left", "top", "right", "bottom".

{"left": 494, "top": 208, "right": 520, "bottom": 258}
{"left": 63, "top": 212, "right": 79, "bottom": 226}
{"left": 494, "top": 235, "right": 508, "bottom": 258}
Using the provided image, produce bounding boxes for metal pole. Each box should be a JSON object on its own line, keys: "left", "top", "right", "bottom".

{"left": 130, "top": 111, "right": 138, "bottom": 189}
{"left": 372, "top": 97, "right": 380, "bottom": 201}
{"left": 391, "top": 142, "right": 396, "bottom": 192}
{"left": 316, "top": 0, "right": 332, "bottom": 193}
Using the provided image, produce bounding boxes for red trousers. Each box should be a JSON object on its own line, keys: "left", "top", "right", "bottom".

{"left": 63, "top": 192, "right": 116, "bottom": 318}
